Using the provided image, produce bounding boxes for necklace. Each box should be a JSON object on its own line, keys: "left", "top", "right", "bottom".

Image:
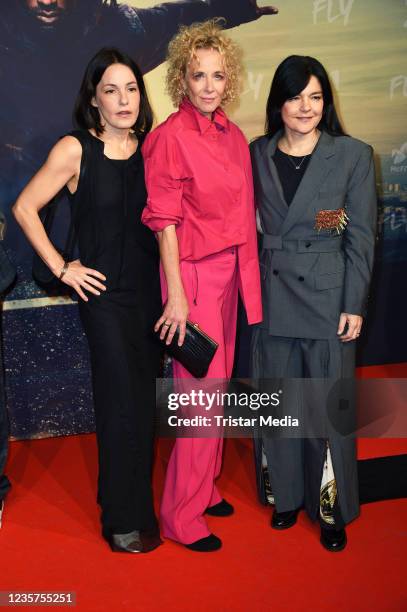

{"left": 287, "top": 154, "right": 309, "bottom": 170}
{"left": 281, "top": 130, "right": 320, "bottom": 170}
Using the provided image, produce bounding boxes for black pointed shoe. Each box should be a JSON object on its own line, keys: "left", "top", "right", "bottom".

{"left": 205, "top": 499, "right": 234, "bottom": 517}
{"left": 320, "top": 526, "right": 347, "bottom": 552}
{"left": 271, "top": 508, "right": 300, "bottom": 530}
{"left": 102, "top": 528, "right": 162, "bottom": 553}
{"left": 185, "top": 534, "right": 222, "bottom": 552}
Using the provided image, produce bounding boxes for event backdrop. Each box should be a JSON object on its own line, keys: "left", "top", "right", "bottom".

{"left": 1, "top": 0, "right": 406, "bottom": 439}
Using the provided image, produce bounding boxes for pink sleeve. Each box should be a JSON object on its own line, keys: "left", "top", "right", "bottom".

{"left": 141, "top": 127, "right": 184, "bottom": 232}
{"left": 236, "top": 134, "right": 263, "bottom": 325}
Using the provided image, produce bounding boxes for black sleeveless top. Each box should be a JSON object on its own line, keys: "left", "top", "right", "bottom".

{"left": 67, "top": 130, "right": 159, "bottom": 292}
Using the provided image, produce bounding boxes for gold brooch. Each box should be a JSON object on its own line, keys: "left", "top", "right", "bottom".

{"left": 315, "top": 208, "right": 349, "bottom": 234}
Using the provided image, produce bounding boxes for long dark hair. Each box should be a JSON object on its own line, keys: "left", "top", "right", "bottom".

{"left": 265, "top": 55, "right": 346, "bottom": 138}
{"left": 74, "top": 47, "right": 153, "bottom": 139}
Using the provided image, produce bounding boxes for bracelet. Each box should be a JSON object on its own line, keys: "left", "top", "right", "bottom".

{"left": 58, "top": 261, "right": 69, "bottom": 280}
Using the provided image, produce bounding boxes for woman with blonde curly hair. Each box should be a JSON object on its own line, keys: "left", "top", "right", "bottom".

{"left": 142, "top": 20, "right": 262, "bottom": 552}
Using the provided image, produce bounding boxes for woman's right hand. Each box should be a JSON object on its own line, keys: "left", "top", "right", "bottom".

{"left": 154, "top": 290, "right": 189, "bottom": 346}
{"left": 61, "top": 259, "right": 106, "bottom": 302}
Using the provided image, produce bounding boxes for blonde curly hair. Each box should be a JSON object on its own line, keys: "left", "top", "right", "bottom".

{"left": 166, "top": 19, "right": 243, "bottom": 108}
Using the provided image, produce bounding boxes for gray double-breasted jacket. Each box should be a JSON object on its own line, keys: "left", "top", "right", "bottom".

{"left": 250, "top": 130, "right": 377, "bottom": 339}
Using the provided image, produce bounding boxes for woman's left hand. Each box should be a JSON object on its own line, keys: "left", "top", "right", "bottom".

{"left": 337, "top": 313, "right": 363, "bottom": 342}
{"left": 249, "top": 1, "right": 279, "bottom": 16}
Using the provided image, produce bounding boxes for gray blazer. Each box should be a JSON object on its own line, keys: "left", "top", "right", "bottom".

{"left": 250, "top": 130, "right": 377, "bottom": 339}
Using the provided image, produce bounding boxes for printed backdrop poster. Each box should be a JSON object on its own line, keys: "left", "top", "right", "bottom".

{"left": 1, "top": 1, "right": 406, "bottom": 439}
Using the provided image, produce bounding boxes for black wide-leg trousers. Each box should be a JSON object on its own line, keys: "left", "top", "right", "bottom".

{"left": 79, "top": 290, "right": 161, "bottom": 534}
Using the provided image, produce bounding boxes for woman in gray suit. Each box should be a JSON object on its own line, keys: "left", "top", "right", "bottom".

{"left": 250, "top": 55, "right": 377, "bottom": 551}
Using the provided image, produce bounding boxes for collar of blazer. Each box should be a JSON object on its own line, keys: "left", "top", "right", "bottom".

{"left": 258, "top": 129, "right": 338, "bottom": 236}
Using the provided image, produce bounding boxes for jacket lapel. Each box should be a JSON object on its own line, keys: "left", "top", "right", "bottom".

{"left": 263, "top": 131, "right": 289, "bottom": 217}
{"left": 279, "top": 131, "right": 336, "bottom": 235}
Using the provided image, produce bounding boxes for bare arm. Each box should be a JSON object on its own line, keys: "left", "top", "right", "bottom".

{"left": 154, "top": 225, "right": 189, "bottom": 346}
{"left": 12, "top": 136, "right": 106, "bottom": 301}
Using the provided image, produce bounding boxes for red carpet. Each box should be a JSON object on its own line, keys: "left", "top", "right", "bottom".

{"left": 0, "top": 433, "right": 405, "bottom": 612}
{"left": 1, "top": 362, "right": 406, "bottom": 611}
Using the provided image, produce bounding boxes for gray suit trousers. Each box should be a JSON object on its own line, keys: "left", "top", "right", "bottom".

{"left": 252, "top": 330, "right": 359, "bottom": 525}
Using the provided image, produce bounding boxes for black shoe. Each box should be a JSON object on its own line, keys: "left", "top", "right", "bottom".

{"left": 185, "top": 534, "right": 222, "bottom": 552}
{"left": 139, "top": 528, "right": 164, "bottom": 552}
{"left": 205, "top": 499, "right": 234, "bottom": 517}
{"left": 271, "top": 508, "right": 300, "bottom": 530}
{"left": 320, "top": 526, "right": 347, "bottom": 552}
{"left": 102, "top": 528, "right": 163, "bottom": 553}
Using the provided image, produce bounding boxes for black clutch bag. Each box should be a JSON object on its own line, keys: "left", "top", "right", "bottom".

{"left": 158, "top": 320, "right": 218, "bottom": 378}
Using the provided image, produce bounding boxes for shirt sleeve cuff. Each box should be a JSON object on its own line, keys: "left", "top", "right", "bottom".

{"left": 141, "top": 215, "right": 180, "bottom": 233}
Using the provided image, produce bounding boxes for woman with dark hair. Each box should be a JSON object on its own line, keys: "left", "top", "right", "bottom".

{"left": 13, "top": 47, "right": 162, "bottom": 553}
{"left": 251, "top": 55, "right": 377, "bottom": 551}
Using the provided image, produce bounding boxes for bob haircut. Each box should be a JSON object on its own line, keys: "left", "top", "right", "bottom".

{"left": 166, "top": 19, "right": 243, "bottom": 108}
{"left": 74, "top": 47, "right": 153, "bottom": 138}
{"left": 265, "top": 55, "right": 346, "bottom": 138}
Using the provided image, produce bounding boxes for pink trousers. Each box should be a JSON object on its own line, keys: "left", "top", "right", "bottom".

{"left": 160, "top": 248, "right": 238, "bottom": 544}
